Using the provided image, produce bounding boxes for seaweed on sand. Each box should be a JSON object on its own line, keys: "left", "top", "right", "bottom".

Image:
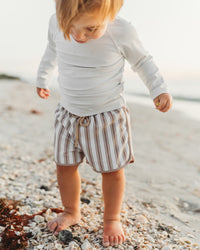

{"left": 0, "top": 198, "right": 63, "bottom": 250}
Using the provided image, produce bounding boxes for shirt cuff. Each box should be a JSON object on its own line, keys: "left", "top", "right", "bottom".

{"left": 149, "top": 83, "right": 169, "bottom": 100}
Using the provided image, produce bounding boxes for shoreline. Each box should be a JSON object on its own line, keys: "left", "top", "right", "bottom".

{"left": 125, "top": 93, "right": 200, "bottom": 122}
{"left": 0, "top": 80, "right": 200, "bottom": 248}
{"left": 1, "top": 72, "right": 200, "bottom": 122}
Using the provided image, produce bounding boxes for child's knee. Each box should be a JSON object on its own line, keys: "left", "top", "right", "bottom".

{"left": 102, "top": 168, "right": 124, "bottom": 178}
{"left": 56, "top": 164, "right": 79, "bottom": 173}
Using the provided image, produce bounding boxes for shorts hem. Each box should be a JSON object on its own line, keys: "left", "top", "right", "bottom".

{"left": 91, "top": 156, "right": 135, "bottom": 173}
{"left": 54, "top": 160, "right": 84, "bottom": 166}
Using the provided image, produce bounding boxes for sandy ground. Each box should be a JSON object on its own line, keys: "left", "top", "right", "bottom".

{"left": 0, "top": 80, "right": 200, "bottom": 247}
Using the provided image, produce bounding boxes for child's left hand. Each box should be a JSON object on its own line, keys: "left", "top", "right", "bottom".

{"left": 153, "top": 93, "right": 173, "bottom": 112}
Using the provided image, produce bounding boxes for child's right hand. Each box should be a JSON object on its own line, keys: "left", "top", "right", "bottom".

{"left": 36, "top": 87, "right": 50, "bottom": 99}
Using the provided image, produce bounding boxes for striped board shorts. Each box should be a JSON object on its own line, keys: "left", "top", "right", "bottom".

{"left": 54, "top": 104, "right": 134, "bottom": 173}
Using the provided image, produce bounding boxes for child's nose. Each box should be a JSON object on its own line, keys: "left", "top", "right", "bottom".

{"left": 75, "top": 31, "right": 87, "bottom": 41}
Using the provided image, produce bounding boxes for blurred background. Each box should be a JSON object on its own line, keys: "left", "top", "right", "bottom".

{"left": 0, "top": 0, "right": 200, "bottom": 120}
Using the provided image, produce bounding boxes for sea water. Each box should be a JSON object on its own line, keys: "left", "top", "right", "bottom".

{"left": 124, "top": 71, "right": 200, "bottom": 121}
{"left": 0, "top": 66, "right": 200, "bottom": 122}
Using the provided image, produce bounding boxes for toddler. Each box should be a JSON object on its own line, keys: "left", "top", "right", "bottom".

{"left": 36, "top": 0, "right": 172, "bottom": 247}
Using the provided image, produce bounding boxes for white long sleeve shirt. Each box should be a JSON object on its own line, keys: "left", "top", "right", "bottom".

{"left": 36, "top": 14, "right": 168, "bottom": 116}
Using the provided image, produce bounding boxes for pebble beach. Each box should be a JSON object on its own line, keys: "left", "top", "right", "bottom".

{"left": 0, "top": 80, "right": 200, "bottom": 249}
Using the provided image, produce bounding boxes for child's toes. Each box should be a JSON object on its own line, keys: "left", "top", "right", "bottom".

{"left": 54, "top": 225, "right": 66, "bottom": 236}
{"left": 110, "top": 236, "right": 114, "bottom": 246}
{"left": 48, "top": 221, "right": 57, "bottom": 232}
{"left": 121, "top": 233, "right": 126, "bottom": 242}
{"left": 118, "top": 235, "right": 123, "bottom": 244}
{"left": 103, "top": 236, "right": 110, "bottom": 247}
{"left": 114, "top": 236, "right": 119, "bottom": 245}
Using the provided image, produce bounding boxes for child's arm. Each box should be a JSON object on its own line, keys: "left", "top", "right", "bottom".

{"left": 36, "top": 14, "right": 57, "bottom": 98}
{"left": 115, "top": 18, "right": 171, "bottom": 110}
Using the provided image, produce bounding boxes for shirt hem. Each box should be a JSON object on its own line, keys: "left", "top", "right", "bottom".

{"left": 59, "top": 100, "right": 126, "bottom": 116}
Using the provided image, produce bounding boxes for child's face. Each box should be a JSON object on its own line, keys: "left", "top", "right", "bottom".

{"left": 70, "top": 14, "right": 109, "bottom": 43}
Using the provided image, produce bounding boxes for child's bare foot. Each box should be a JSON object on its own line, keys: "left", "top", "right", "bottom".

{"left": 103, "top": 219, "right": 125, "bottom": 247}
{"left": 48, "top": 212, "right": 81, "bottom": 236}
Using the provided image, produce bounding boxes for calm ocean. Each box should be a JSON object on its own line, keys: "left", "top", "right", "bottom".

{"left": 1, "top": 67, "right": 200, "bottom": 122}
{"left": 124, "top": 72, "right": 200, "bottom": 121}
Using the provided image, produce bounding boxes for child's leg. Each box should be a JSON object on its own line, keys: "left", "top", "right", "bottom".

{"left": 102, "top": 168, "right": 125, "bottom": 247}
{"left": 48, "top": 164, "right": 81, "bottom": 236}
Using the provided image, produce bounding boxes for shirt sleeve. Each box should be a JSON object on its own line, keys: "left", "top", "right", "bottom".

{"left": 36, "top": 14, "right": 57, "bottom": 89}
{"left": 115, "top": 18, "right": 169, "bottom": 99}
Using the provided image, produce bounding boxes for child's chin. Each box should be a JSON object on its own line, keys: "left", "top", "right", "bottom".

{"left": 75, "top": 39, "right": 88, "bottom": 43}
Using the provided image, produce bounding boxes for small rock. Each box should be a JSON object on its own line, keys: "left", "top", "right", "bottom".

{"left": 45, "top": 208, "right": 52, "bottom": 216}
{"left": 181, "top": 237, "right": 192, "bottom": 244}
{"left": 145, "top": 235, "right": 155, "bottom": 243}
{"left": 80, "top": 197, "right": 90, "bottom": 204}
{"left": 34, "top": 215, "right": 44, "bottom": 223}
{"left": 161, "top": 246, "right": 172, "bottom": 250}
{"left": 0, "top": 144, "right": 11, "bottom": 150}
{"left": 0, "top": 226, "right": 5, "bottom": 233}
{"left": 135, "top": 214, "right": 148, "bottom": 224}
{"left": 58, "top": 230, "right": 73, "bottom": 243}
{"left": 54, "top": 243, "right": 63, "bottom": 250}
{"left": 187, "top": 233, "right": 195, "bottom": 239}
{"left": 30, "top": 239, "right": 38, "bottom": 246}
{"left": 183, "top": 202, "right": 189, "bottom": 208}
{"left": 81, "top": 239, "right": 92, "bottom": 250}
{"left": 47, "top": 243, "right": 56, "bottom": 250}
{"left": 146, "top": 244, "right": 152, "bottom": 250}
{"left": 30, "top": 109, "right": 42, "bottom": 115}
{"left": 38, "top": 222, "right": 46, "bottom": 229}
{"left": 38, "top": 158, "right": 47, "bottom": 163}
{"left": 14, "top": 231, "right": 21, "bottom": 236}
{"left": 158, "top": 223, "right": 174, "bottom": 233}
{"left": 45, "top": 215, "right": 54, "bottom": 222}
{"left": 37, "top": 245, "right": 46, "bottom": 250}
{"left": 68, "top": 241, "right": 80, "bottom": 249}
{"left": 73, "top": 236, "right": 81, "bottom": 243}
{"left": 40, "top": 185, "right": 50, "bottom": 191}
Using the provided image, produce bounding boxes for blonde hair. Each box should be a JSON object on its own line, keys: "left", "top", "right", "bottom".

{"left": 56, "top": 0, "right": 124, "bottom": 40}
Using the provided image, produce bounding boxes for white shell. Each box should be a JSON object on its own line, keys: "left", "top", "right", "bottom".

{"left": 135, "top": 214, "right": 148, "bottom": 224}
{"left": 81, "top": 239, "right": 92, "bottom": 250}
{"left": 161, "top": 246, "right": 172, "bottom": 250}
{"left": 68, "top": 241, "right": 81, "bottom": 250}
{"left": 34, "top": 215, "right": 45, "bottom": 223}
